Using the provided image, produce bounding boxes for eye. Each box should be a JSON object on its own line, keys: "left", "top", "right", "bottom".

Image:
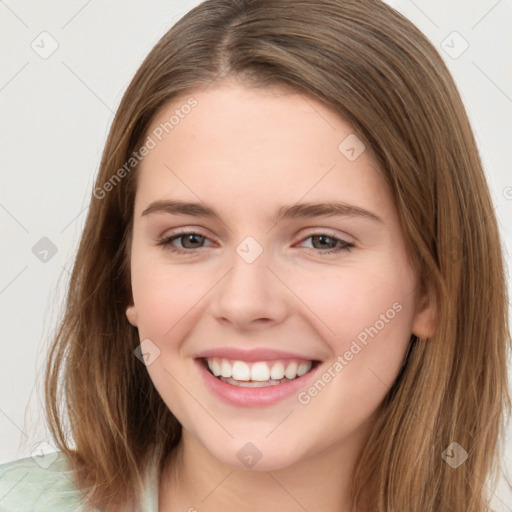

{"left": 156, "top": 230, "right": 213, "bottom": 254}
{"left": 297, "top": 233, "right": 354, "bottom": 254}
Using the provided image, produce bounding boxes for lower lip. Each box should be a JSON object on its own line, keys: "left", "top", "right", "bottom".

{"left": 195, "top": 359, "right": 321, "bottom": 407}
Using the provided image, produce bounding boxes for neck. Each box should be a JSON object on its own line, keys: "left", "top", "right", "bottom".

{"left": 159, "top": 425, "right": 374, "bottom": 512}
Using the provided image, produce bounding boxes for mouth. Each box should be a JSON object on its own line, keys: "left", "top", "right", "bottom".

{"left": 198, "top": 357, "right": 322, "bottom": 388}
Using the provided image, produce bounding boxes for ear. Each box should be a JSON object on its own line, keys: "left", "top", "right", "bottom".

{"left": 411, "top": 280, "right": 437, "bottom": 339}
{"left": 126, "top": 301, "right": 139, "bottom": 327}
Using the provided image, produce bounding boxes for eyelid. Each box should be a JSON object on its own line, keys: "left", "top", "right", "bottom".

{"left": 296, "top": 227, "right": 354, "bottom": 243}
{"left": 160, "top": 228, "right": 216, "bottom": 247}
{"left": 158, "top": 226, "right": 214, "bottom": 241}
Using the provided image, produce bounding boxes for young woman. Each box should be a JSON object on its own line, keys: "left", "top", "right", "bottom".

{"left": 1, "top": 0, "right": 509, "bottom": 511}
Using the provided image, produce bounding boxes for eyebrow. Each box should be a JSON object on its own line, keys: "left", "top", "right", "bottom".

{"left": 141, "top": 199, "right": 383, "bottom": 224}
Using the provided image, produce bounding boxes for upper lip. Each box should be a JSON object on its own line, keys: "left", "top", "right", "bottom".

{"left": 195, "top": 347, "right": 320, "bottom": 362}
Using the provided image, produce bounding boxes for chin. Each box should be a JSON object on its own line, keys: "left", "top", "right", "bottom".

{"left": 203, "top": 436, "right": 308, "bottom": 472}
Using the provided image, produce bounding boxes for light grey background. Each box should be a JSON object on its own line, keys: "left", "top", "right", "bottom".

{"left": 1, "top": 0, "right": 511, "bottom": 508}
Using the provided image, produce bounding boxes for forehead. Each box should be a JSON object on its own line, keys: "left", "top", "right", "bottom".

{"left": 134, "top": 82, "right": 390, "bottom": 220}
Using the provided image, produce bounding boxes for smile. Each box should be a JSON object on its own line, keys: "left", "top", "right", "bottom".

{"left": 205, "top": 357, "right": 315, "bottom": 387}
{"left": 196, "top": 356, "right": 322, "bottom": 406}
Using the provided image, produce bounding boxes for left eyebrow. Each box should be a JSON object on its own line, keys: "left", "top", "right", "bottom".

{"left": 141, "top": 199, "right": 383, "bottom": 224}
{"left": 274, "top": 201, "right": 383, "bottom": 224}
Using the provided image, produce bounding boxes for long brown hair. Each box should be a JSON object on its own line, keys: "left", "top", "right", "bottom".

{"left": 44, "top": 0, "right": 511, "bottom": 510}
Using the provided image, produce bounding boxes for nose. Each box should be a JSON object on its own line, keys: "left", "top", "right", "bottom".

{"left": 210, "top": 245, "right": 290, "bottom": 331}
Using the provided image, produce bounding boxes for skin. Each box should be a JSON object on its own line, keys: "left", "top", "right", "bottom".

{"left": 125, "top": 80, "right": 436, "bottom": 511}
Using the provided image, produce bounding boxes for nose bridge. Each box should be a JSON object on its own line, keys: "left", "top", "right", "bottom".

{"left": 224, "top": 238, "right": 273, "bottom": 302}
{"left": 212, "top": 235, "right": 288, "bottom": 327}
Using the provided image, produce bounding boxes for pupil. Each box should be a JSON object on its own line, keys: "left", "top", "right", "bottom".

{"left": 315, "top": 235, "right": 334, "bottom": 248}
{"left": 184, "top": 234, "right": 203, "bottom": 248}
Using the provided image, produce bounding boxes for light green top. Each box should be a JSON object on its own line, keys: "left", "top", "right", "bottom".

{"left": 0, "top": 451, "right": 159, "bottom": 511}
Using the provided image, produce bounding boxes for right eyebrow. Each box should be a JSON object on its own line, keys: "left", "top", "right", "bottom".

{"left": 141, "top": 200, "right": 222, "bottom": 221}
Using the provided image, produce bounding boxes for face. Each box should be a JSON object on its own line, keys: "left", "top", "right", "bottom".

{"left": 126, "top": 80, "right": 435, "bottom": 471}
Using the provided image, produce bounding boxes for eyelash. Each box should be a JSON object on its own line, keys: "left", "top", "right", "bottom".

{"left": 156, "top": 229, "right": 354, "bottom": 256}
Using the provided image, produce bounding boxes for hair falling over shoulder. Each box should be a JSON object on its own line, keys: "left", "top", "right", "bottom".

{"left": 44, "top": 1, "right": 511, "bottom": 510}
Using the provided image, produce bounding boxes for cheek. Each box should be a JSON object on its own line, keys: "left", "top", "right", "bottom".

{"left": 289, "top": 268, "right": 415, "bottom": 435}
{"left": 294, "top": 262, "right": 413, "bottom": 331}
{"left": 130, "top": 247, "right": 204, "bottom": 338}
{"left": 134, "top": 277, "right": 197, "bottom": 338}
{"left": 290, "top": 260, "right": 416, "bottom": 377}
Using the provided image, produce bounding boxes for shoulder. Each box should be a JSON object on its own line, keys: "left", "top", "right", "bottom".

{"left": 0, "top": 451, "right": 89, "bottom": 511}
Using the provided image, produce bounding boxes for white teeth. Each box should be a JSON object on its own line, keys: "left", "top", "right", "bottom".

{"left": 210, "top": 359, "right": 221, "bottom": 376}
{"left": 251, "top": 362, "right": 270, "bottom": 381}
{"left": 297, "top": 362, "right": 310, "bottom": 377}
{"left": 270, "top": 362, "right": 285, "bottom": 380}
{"left": 232, "top": 361, "right": 251, "bottom": 381}
{"left": 284, "top": 362, "right": 298, "bottom": 379}
{"left": 220, "top": 359, "right": 231, "bottom": 378}
{"left": 206, "top": 358, "right": 313, "bottom": 382}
